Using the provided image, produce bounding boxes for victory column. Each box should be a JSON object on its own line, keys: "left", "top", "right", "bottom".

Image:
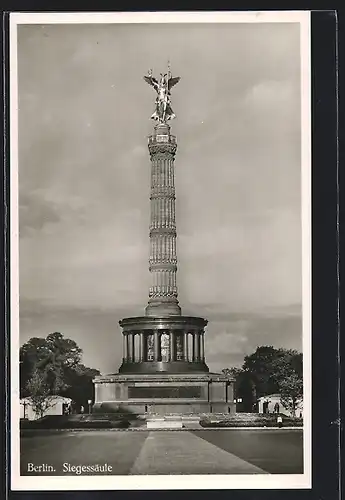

{"left": 93, "top": 66, "right": 234, "bottom": 415}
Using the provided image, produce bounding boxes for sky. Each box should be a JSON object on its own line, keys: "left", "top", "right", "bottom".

{"left": 18, "top": 21, "right": 302, "bottom": 374}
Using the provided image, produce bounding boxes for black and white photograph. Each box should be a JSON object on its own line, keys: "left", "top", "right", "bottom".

{"left": 10, "top": 11, "right": 311, "bottom": 490}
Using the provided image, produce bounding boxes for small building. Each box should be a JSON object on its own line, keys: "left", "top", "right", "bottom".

{"left": 257, "top": 393, "right": 303, "bottom": 418}
{"left": 20, "top": 396, "right": 72, "bottom": 420}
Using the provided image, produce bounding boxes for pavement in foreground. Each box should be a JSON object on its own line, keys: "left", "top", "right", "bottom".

{"left": 20, "top": 429, "right": 303, "bottom": 476}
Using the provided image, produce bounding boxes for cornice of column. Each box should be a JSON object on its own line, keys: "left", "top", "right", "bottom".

{"left": 149, "top": 227, "right": 176, "bottom": 236}
{"left": 150, "top": 191, "right": 175, "bottom": 199}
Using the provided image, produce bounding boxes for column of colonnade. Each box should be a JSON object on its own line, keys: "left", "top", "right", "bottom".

{"left": 122, "top": 330, "right": 205, "bottom": 363}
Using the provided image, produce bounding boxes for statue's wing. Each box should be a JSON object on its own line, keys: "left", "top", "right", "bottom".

{"left": 168, "top": 76, "right": 180, "bottom": 90}
{"left": 143, "top": 75, "right": 159, "bottom": 91}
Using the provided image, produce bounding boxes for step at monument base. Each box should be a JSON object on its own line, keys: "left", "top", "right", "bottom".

{"left": 147, "top": 418, "right": 183, "bottom": 429}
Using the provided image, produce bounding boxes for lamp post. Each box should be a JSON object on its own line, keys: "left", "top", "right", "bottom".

{"left": 234, "top": 397, "right": 243, "bottom": 413}
{"left": 88, "top": 399, "right": 92, "bottom": 414}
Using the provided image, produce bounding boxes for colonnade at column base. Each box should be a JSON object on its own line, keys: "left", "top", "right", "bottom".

{"left": 118, "top": 315, "right": 209, "bottom": 374}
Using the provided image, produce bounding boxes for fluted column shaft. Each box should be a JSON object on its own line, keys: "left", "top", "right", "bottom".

{"left": 146, "top": 124, "right": 181, "bottom": 316}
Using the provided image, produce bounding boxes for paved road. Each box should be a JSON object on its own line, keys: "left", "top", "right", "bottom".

{"left": 20, "top": 429, "right": 303, "bottom": 476}
{"left": 193, "top": 429, "right": 303, "bottom": 474}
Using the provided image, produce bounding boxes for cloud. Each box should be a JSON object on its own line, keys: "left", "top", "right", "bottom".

{"left": 19, "top": 186, "right": 64, "bottom": 224}
{"left": 204, "top": 309, "right": 302, "bottom": 372}
{"left": 245, "top": 79, "right": 296, "bottom": 107}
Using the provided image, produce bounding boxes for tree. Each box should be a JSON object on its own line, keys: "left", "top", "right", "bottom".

{"left": 63, "top": 364, "right": 100, "bottom": 408}
{"left": 222, "top": 346, "right": 303, "bottom": 414}
{"left": 279, "top": 373, "right": 303, "bottom": 417}
{"left": 20, "top": 332, "right": 100, "bottom": 413}
{"left": 221, "top": 367, "right": 256, "bottom": 412}
{"left": 242, "top": 346, "right": 281, "bottom": 397}
{"left": 242, "top": 346, "right": 303, "bottom": 399}
{"left": 20, "top": 332, "right": 83, "bottom": 398}
{"left": 20, "top": 337, "right": 51, "bottom": 397}
{"left": 25, "top": 368, "right": 56, "bottom": 418}
{"left": 271, "top": 349, "right": 303, "bottom": 384}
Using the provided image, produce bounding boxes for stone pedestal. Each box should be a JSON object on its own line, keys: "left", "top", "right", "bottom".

{"left": 93, "top": 372, "right": 235, "bottom": 415}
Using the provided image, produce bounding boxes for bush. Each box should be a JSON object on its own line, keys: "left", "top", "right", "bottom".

{"left": 20, "top": 415, "right": 131, "bottom": 429}
{"left": 199, "top": 413, "right": 303, "bottom": 428}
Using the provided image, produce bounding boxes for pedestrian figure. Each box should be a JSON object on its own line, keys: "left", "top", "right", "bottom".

{"left": 274, "top": 402, "right": 280, "bottom": 413}
{"left": 80, "top": 405, "right": 84, "bottom": 415}
{"left": 277, "top": 415, "right": 283, "bottom": 428}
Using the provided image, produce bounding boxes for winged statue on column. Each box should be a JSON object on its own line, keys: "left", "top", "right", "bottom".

{"left": 143, "top": 64, "right": 181, "bottom": 123}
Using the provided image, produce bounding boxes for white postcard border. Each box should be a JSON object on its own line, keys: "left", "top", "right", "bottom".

{"left": 9, "top": 10, "right": 312, "bottom": 491}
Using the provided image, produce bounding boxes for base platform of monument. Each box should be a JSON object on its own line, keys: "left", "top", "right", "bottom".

{"left": 93, "top": 372, "right": 235, "bottom": 415}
